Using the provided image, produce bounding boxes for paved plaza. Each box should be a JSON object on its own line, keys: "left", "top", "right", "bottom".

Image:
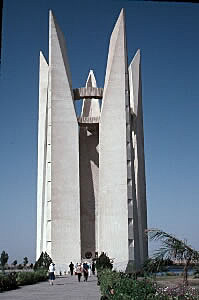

{"left": 0, "top": 275, "right": 101, "bottom": 300}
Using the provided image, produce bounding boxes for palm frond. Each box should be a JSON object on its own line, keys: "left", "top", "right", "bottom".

{"left": 146, "top": 228, "right": 199, "bottom": 262}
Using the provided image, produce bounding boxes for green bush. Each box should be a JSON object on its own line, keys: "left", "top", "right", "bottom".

{"left": 98, "top": 269, "right": 199, "bottom": 299}
{"left": 98, "top": 269, "right": 156, "bottom": 299}
{"left": 0, "top": 272, "right": 18, "bottom": 292}
{"left": 0, "top": 269, "right": 48, "bottom": 292}
{"left": 17, "top": 269, "right": 48, "bottom": 286}
{"left": 96, "top": 252, "right": 113, "bottom": 271}
{"left": 34, "top": 252, "right": 52, "bottom": 271}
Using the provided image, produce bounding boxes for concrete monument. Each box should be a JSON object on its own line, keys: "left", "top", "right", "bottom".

{"left": 37, "top": 9, "right": 148, "bottom": 273}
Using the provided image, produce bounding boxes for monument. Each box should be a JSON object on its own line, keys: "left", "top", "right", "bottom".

{"left": 36, "top": 9, "right": 148, "bottom": 273}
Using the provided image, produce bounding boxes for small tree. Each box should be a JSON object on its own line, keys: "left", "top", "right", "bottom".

{"left": 13, "top": 260, "right": 17, "bottom": 269}
{"left": 34, "top": 251, "right": 52, "bottom": 270}
{"left": 18, "top": 264, "right": 23, "bottom": 269}
{"left": 0, "top": 250, "right": 9, "bottom": 273}
{"left": 96, "top": 252, "right": 113, "bottom": 271}
{"left": 30, "top": 263, "right": 33, "bottom": 269}
{"left": 143, "top": 257, "right": 172, "bottom": 276}
{"left": 23, "top": 257, "right": 28, "bottom": 267}
{"left": 147, "top": 229, "right": 199, "bottom": 285}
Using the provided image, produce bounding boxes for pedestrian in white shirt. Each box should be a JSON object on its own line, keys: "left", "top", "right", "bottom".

{"left": 48, "top": 263, "right": 55, "bottom": 285}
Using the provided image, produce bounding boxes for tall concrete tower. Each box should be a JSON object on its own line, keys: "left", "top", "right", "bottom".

{"left": 37, "top": 9, "right": 148, "bottom": 273}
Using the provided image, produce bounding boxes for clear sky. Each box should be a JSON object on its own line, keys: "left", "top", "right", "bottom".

{"left": 0, "top": 0, "right": 199, "bottom": 265}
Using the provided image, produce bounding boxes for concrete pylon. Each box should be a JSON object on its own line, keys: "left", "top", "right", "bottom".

{"left": 98, "top": 9, "right": 129, "bottom": 271}
{"left": 129, "top": 50, "right": 148, "bottom": 265}
{"left": 79, "top": 70, "right": 100, "bottom": 259}
{"left": 36, "top": 51, "right": 48, "bottom": 259}
{"left": 48, "top": 11, "right": 81, "bottom": 269}
{"left": 81, "top": 70, "right": 100, "bottom": 118}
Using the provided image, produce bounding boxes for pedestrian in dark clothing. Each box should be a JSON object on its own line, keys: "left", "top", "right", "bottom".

{"left": 91, "top": 261, "right": 96, "bottom": 275}
{"left": 69, "top": 262, "right": 74, "bottom": 276}
{"left": 83, "top": 262, "right": 89, "bottom": 282}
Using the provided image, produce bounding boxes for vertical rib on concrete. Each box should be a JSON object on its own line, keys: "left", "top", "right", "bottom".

{"left": 129, "top": 50, "right": 148, "bottom": 265}
{"left": 79, "top": 71, "right": 100, "bottom": 258}
{"left": 49, "top": 11, "right": 80, "bottom": 270}
{"left": 36, "top": 52, "right": 48, "bottom": 260}
{"left": 99, "top": 9, "right": 129, "bottom": 271}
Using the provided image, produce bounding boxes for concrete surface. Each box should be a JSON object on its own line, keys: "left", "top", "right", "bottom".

{"left": 79, "top": 71, "right": 100, "bottom": 258}
{"left": 129, "top": 50, "right": 148, "bottom": 265}
{"left": 0, "top": 275, "right": 101, "bottom": 300}
{"left": 49, "top": 11, "right": 81, "bottom": 270}
{"left": 36, "top": 51, "right": 48, "bottom": 259}
{"left": 98, "top": 9, "right": 129, "bottom": 271}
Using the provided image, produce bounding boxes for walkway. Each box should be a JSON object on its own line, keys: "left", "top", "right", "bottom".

{"left": 0, "top": 274, "right": 101, "bottom": 300}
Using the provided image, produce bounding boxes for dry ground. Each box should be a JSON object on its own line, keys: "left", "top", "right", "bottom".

{"left": 155, "top": 275, "right": 199, "bottom": 289}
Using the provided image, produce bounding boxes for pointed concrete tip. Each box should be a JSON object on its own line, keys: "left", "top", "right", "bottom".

{"left": 135, "top": 49, "right": 141, "bottom": 59}
{"left": 118, "top": 8, "right": 125, "bottom": 21}
{"left": 137, "top": 49, "right": 141, "bottom": 55}
{"left": 86, "top": 69, "right": 97, "bottom": 87}
{"left": 110, "top": 8, "right": 125, "bottom": 39}
{"left": 49, "top": 9, "right": 52, "bottom": 20}
{"left": 40, "top": 51, "right": 48, "bottom": 65}
{"left": 49, "top": 10, "right": 56, "bottom": 25}
{"left": 88, "top": 69, "right": 94, "bottom": 76}
{"left": 129, "top": 49, "right": 141, "bottom": 67}
{"left": 39, "top": 50, "right": 48, "bottom": 66}
{"left": 40, "top": 50, "right": 44, "bottom": 57}
{"left": 120, "top": 8, "right": 125, "bottom": 15}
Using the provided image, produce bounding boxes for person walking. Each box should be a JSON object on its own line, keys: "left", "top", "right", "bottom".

{"left": 88, "top": 262, "right": 91, "bottom": 277}
{"left": 83, "top": 262, "right": 89, "bottom": 282}
{"left": 91, "top": 261, "right": 96, "bottom": 275}
{"left": 69, "top": 262, "right": 74, "bottom": 276}
{"left": 76, "top": 263, "right": 83, "bottom": 282}
{"left": 48, "top": 263, "right": 55, "bottom": 285}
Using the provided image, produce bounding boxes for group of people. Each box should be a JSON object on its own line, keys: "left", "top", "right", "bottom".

{"left": 48, "top": 261, "right": 96, "bottom": 285}
{"left": 69, "top": 261, "right": 96, "bottom": 282}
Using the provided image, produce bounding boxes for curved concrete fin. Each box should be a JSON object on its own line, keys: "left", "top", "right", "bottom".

{"left": 102, "top": 9, "right": 126, "bottom": 99}
{"left": 37, "top": 51, "right": 49, "bottom": 259}
{"left": 129, "top": 49, "right": 148, "bottom": 265}
{"left": 81, "top": 70, "right": 100, "bottom": 118}
{"left": 99, "top": 8, "right": 129, "bottom": 270}
{"left": 128, "top": 49, "right": 140, "bottom": 116}
{"left": 49, "top": 10, "right": 75, "bottom": 110}
{"left": 49, "top": 11, "right": 81, "bottom": 266}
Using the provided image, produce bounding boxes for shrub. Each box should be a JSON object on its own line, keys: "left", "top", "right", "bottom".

{"left": 96, "top": 252, "right": 113, "bottom": 271}
{"left": 34, "top": 252, "right": 52, "bottom": 271}
{"left": 98, "top": 269, "right": 199, "bottom": 299}
{"left": 98, "top": 269, "right": 156, "bottom": 299}
{"left": 0, "top": 269, "right": 48, "bottom": 292}
{"left": 0, "top": 272, "right": 17, "bottom": 292}
{"left": 18, "top": 264, "right": 23, "bottom": 270}
{"left": 17, "top": 269, "right": 48, "bottom": 286}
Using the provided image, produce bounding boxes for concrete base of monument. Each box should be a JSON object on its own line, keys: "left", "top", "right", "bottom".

{"left": 53, "top": 263, "right": 70, "bottom": 275}
{"left": 112, "top": 260, "right": 129, "bottom": 272}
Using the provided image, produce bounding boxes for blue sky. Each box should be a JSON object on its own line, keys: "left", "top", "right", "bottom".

{"left": 0, "top": 0, "right": 199, "bottom": 264}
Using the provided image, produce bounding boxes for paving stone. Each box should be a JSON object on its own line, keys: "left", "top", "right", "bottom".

{"left": 0, "top": 275, "right": 101, "bottom": 300}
